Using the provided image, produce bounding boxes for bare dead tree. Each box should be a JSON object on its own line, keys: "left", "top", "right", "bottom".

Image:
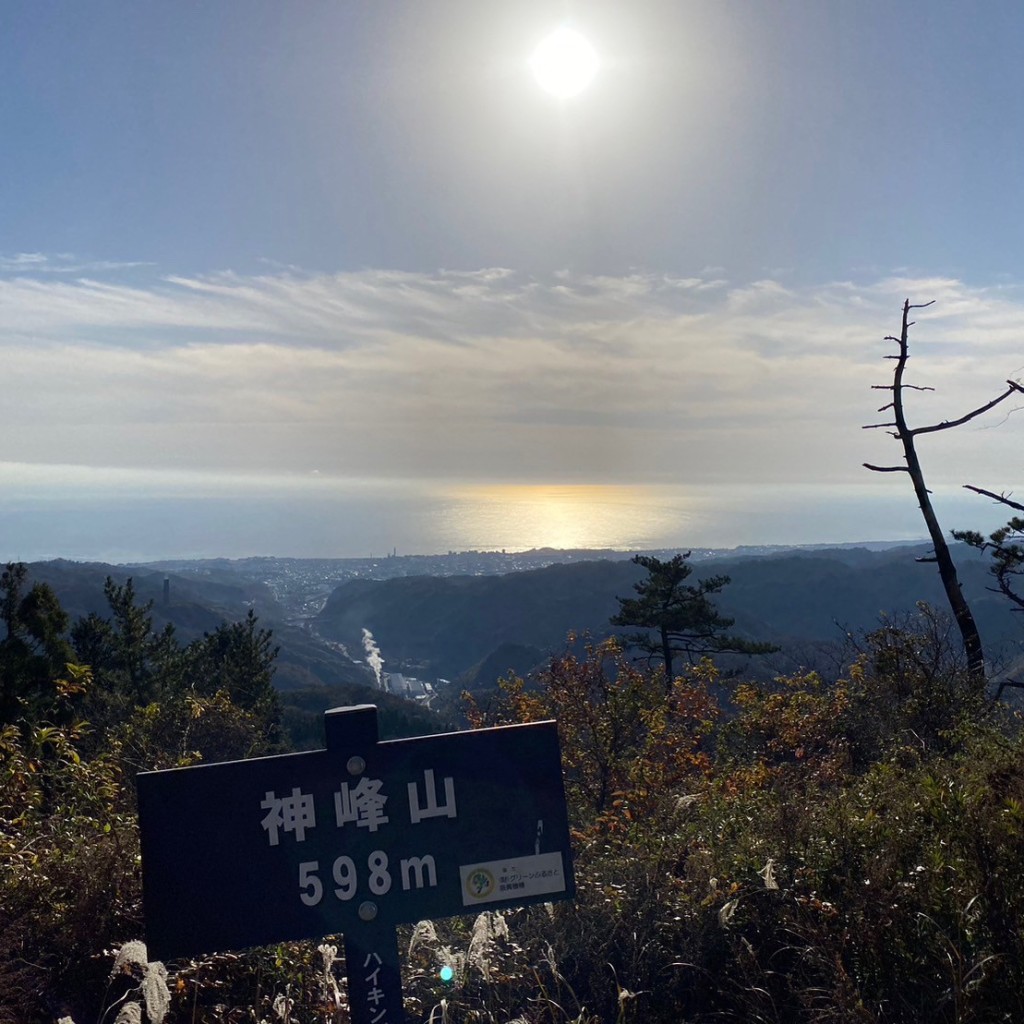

{"left": 864, "top": 299, "right": 1021, "bottom": 685}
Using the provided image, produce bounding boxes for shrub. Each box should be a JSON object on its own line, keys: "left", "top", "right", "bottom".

{"left": 0, "top": 716, "right": 140, "bottom": 1023}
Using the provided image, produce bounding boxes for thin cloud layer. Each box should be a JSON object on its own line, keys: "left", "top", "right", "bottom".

{"left": 0, "top": 252, "right": 153, "bottom": 274}
{"left": 2, "top": 264, "right": 1022, "bottom": 489}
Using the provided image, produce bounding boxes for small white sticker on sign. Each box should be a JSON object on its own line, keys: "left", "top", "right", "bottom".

{"left": 460, "top": 852, "right": 566, "bottom": 906}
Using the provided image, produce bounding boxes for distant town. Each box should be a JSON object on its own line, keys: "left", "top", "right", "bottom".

{"left": 129, "top": 546, "right": 797, "bottom": 708}
{"left": 135, "top": 544, "right": 822, "bottom": 623}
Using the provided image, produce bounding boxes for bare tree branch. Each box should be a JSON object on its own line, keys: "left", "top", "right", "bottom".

{"left": 963, "top": 484, "right": 1024, "bottom": 513}
{"left": 995, "top": 679, "right": 1024, "bottom": 701}
{"left": 863, "top": 463, "right": 909, "bottom": 473}
{"left": 910, "top": 384, "right": 1018, "bottom": 437}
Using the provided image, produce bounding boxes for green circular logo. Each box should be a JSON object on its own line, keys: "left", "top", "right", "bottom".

{"left": 465, "top": 868, "right": 495, "bottom": 900}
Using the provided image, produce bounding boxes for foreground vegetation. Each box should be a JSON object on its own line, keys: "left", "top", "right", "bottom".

{"left": 3, "top": 555, "right": 1024, "bottom": 1022}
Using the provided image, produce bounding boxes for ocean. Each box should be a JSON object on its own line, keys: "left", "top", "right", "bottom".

{"left": 0, "top": 469, "right": 1010, "bottom": 563}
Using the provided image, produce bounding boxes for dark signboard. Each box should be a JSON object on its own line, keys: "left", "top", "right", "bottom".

{"left": 137, "top": 705, "right": 575, "bottom": 962}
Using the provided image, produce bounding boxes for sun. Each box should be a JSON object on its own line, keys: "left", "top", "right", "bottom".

{"left": 529, "top": 27, "right": 599, "bottom": 98}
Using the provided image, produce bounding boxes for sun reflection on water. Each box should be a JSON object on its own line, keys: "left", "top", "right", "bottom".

{"left": 439, "top": 483, "right": 696, "bottom": 552}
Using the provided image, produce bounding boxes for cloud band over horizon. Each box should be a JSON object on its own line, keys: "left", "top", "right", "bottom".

{"left": 2, "top": 260, "right": 1023, "bottom": 498}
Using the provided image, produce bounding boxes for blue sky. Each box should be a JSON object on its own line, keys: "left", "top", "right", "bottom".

{"left": 3, "top": 2, "right": 1024, "bottom": 558}
{"left": 7, "top": 2, "right": 1024, "bottom": 280}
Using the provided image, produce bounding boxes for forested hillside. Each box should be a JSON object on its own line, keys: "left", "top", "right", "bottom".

{"left": 315, "top": 544, "right": 1024, "bottom": 683}
{"left": 22, "top": 560, "right": 364, "bottom": 689}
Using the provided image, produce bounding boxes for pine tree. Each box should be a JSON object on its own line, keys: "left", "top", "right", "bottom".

{"left": 611, "top": 553, "right": 776, "bottom": 685}
{"left": 0, "top": 563, "right": 74, "bottom": 725}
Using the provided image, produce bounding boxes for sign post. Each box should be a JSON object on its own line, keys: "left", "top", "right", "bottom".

{"left": 137, "top": 705, "right": 575, "bottom": 1023}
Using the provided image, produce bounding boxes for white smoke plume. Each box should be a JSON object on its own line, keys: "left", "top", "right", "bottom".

{"left": 362, "top": 628, "right": 385, "bottom": 690}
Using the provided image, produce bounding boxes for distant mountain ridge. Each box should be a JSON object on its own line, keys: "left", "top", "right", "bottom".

{"left": 316, "top": 559, "right": 633, "bottom": 681}
{"left": 8, "top": 558, "right": 443, "bottom": 745}
{"left": 314, "top": 544, "right": 1024, "bottom": 683}
{"left": 13, "top": 543, "right": 1024, "bottom": 706}
{"left": 11, "top": 559, "right": 374, "bottom": 694}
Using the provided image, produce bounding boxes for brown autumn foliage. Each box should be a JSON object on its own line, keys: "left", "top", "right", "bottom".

{"left": 5, "top": 608, "right": 1024, "bottom": 1022}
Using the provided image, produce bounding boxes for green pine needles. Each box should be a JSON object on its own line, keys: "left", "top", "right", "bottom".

{"left": 611, "top": 553, "right": 777, "bottom": 684}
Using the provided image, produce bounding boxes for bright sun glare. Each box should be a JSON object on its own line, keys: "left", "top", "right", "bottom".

{"left": 529, "top": 27, "right": 599, "bottom": 98}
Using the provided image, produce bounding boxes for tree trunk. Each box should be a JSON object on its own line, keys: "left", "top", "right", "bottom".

{"left": 863, "top": 299, "right": 1013, "bottom": 687}
{"left": 660, "top": 625, "right": 674, "bottom": 687}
